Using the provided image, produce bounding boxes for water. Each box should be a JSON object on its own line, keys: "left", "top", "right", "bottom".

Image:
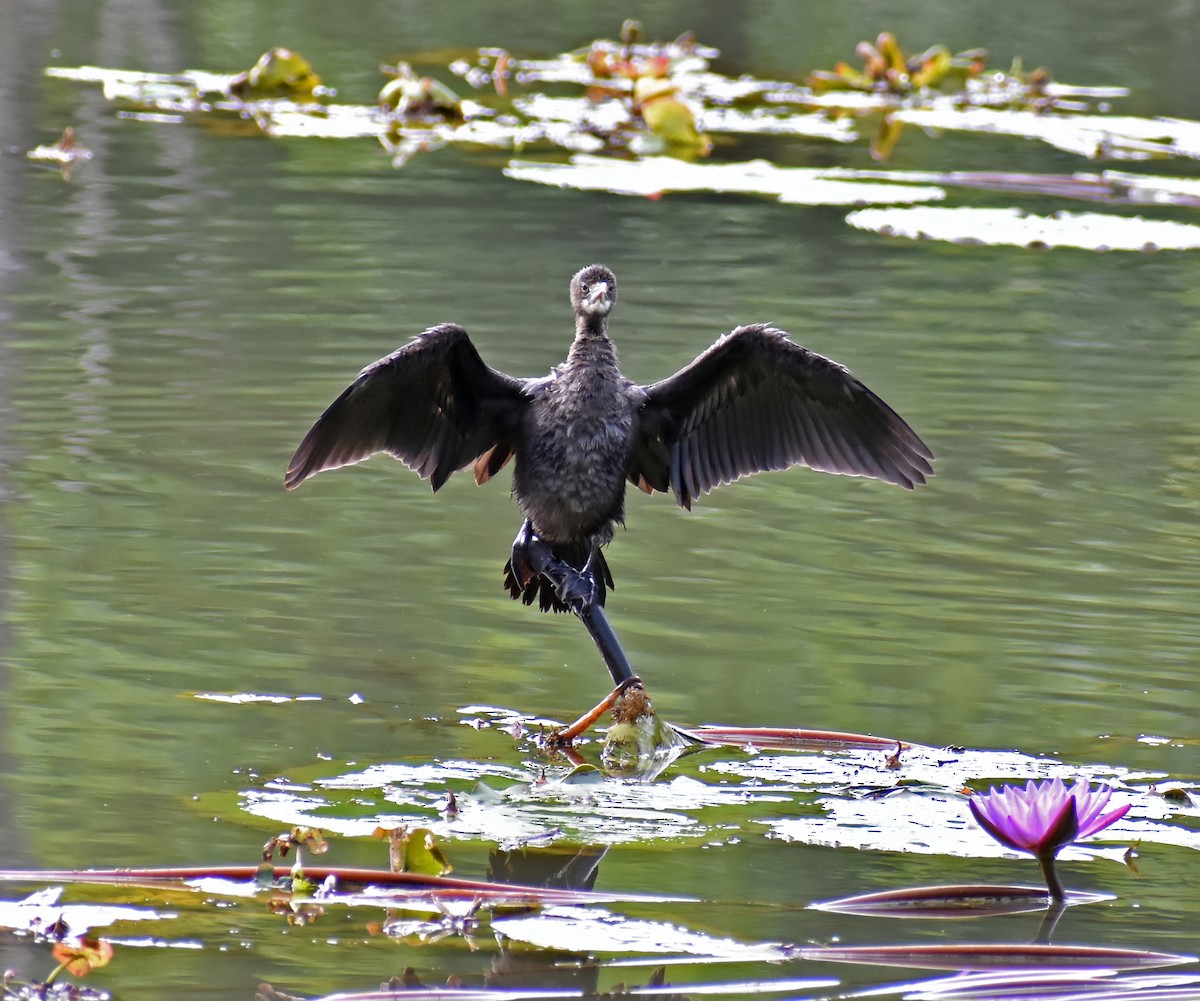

{"left": 1, "top": 2, "right": 1198, "bottom": 998}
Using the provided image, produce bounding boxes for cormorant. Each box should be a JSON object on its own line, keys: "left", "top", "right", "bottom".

{"left": 285, "top": 264, "right": 933, "bottom": 612}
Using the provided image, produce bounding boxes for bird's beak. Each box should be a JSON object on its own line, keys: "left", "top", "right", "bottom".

{"left": 585, "top": 282, "right": 610, "bottom": 308}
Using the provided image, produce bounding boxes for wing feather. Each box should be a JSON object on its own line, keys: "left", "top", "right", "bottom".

{"left": 285, "top": 323, "right": 528, "bottom": 492}
{"left": 632, "top": 323, "right": 933, "bottom": 507}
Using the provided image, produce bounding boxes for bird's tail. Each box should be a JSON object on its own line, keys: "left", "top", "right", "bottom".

{"left": 503, "top": 543, "right": 613, "bottom": 613}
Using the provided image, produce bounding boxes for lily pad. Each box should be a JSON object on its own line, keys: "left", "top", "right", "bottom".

{"left": 240, "top": 756, "right": 795, "bottom": 847}
{"left": 811, "top": 883, "right": 1110, "bottom": 918}
{"left": 798, "top": 943, "right": 1197, "bottom": 972}
{"left": 846, "top": 205, "right": 1200, "bottom": 251}
{"left": 504, "top": 154, "right": 946, "bottom": 204}
{"left": 492, "top": 904, "right": 791, "bottom": 960}
{"left": 893, "top": 106, "right": 1200, "bottom": 161}
{"left": 0, "top": 887, "right": 173, "bottom": 937}
{"left": 900, "top": 969, "right": 1200, "bottom": 1001}
{"left": 220, "top": 711, "right": 1200, "bottom": 865}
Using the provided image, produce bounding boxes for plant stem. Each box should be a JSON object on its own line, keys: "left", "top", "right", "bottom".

{"left": 1038, "top": 852, "right": 1065, "bottom": 901}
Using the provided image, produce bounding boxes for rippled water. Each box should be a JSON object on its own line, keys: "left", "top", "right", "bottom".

{"left": 1, "top": 2, "right": 1198, "bottom": 999}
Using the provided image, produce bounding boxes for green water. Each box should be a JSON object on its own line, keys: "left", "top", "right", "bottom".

{"left": 1, "top": 2, "right": 1198, "bottom": 998}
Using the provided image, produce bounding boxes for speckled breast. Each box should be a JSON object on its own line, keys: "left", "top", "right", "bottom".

{"left": 513, "top": 379, "right": 636, "bottom": 542}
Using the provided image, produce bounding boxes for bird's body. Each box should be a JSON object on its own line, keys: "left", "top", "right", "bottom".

{"left": 286, "top": 265, "right": 933, "bottom": 611}
{"left": 515, "top": 330, "right": 634, "bottom": 548}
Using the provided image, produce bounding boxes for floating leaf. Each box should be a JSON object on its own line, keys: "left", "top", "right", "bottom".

{"left": 51, "top": 936, "right": 113, "bottom": 978}
{"left": 1154, "top": 782, "right": 1195, "bottom": 804}
{"left": 847, "top": 205, "right": 1200, "bottom": 251}
{"left": 811, "top": 883, "right": 1110, "bottom": 918}
{"left": 405, "top": 828, "right": 454, "bottom": 877}
{"left": 504, "top": 154, "right": 945, "bottom": 204}
{"left": 798, "top": 943, "right": 1197, "bottom": 972}
{"left": 900, "top": 969, "right": 1200, "bottom": 1001}
{"left": 193, "top": 691, "right": 323, "bottom": 704}
{"left": 48, "top": 60, "right": 316, "bottom": 107}
{"left": 559, "top": 764, "right": 605, "bottom": 786}
{"left": 634, "top": 78, "right": 710, "bottom": 154}
{"left": 493, "top": 905, "right": 791, "bottom": 960}
{"left": 692, "top": 725, "right": 913, "bottom": 750}
{"left": 267, "top": 974, "right": 838, "bottom": 1001}
{"left": 699, "top": 105, "right": 857, "bottom": 141}
{"left": 514, "top": 93, "right": 632, "bottom": 132}
{"left": 244, "top": 753, "right": 800, "bottom": 846}
{"left": 893, "top": 106, "right": 1200, "bottom": 160}
{"left": 228, "top": 47, "right": 326, "bottom": 99}
{"left": 226, "top": 725, "right": 1200, "bottom": 855}
{"left": 875, "top": 167, "right": 1200, "bottom": 207}
{"left": 0, "top": 888, "right": 171, "bottom": 938}
{"left": 45, "top": 45, "right": 1161, "bottom": 179}
{"left": 0, "top": 865, "right": 688, "bottom": 908}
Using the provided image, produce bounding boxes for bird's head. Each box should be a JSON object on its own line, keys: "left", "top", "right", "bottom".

{"left": 570, "top": 264, "right": 617, "bottom": 319}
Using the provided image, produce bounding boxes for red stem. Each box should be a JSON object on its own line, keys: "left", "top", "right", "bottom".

{"left": 0, "top": 865, "right": 689, "bottom": 904}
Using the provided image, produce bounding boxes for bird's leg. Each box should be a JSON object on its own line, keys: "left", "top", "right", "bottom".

{"left": 514, "top": 523, "right": 601, "bottom": 609}
{"left": 548, "top": 542, "right": 609, "bottom": 609}
{"left": 516, "top": 529, "right": 636, "bottom": 687}
{"left": 508, "top": 519, "right": 540, "bottom": 592}
{"left": 572, "top": 598, "right": 637, "bottom": 686}
{"left": 551, "top": 561, "right": 598, "bottom": 608}
{"left": 578, "top": 546, "right": 601, "bottom": 590}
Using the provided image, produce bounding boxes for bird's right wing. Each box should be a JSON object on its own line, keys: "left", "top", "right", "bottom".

{"left": 284, "top": 323, "right": 529, "bottom": 492}
{"left": 628, "top": 323, "right": 934, "bottom": 509}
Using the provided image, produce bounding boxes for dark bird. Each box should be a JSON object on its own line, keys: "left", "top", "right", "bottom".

{"left": 285, "top": 264, "right": 933, "bottom": 612}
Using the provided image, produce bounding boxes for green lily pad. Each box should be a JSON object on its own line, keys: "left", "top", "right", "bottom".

{"left": 504, "top": 154, "right": 946, "bottom": 204}
{"left": 846, "top": 205, "right": 1200, "bottom": 251}
{"left": 893, "top": 106, "right": 1200, "bottom": 161}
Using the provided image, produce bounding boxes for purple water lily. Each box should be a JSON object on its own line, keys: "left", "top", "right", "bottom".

{"left": 969, "top": 777, "right": 1130, "bottom": 900}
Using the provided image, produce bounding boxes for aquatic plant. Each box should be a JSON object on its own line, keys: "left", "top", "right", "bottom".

{"left": 806, "top": 32, "right": 988, "bottom": 95}
{"left": 228, "top": 46, "right": 325, "bottom": 98}
{"left": 969, "top": 778, "right": 1130, "bottom": 899}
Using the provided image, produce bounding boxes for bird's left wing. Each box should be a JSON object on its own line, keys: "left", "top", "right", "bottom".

{"left": 285, "top": 323, "right": 529, "bottom": 492}
{"left": 628, "top": 323, "right": 934, "bottom": 509}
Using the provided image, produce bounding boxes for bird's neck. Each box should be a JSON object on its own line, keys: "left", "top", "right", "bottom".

{"left": 568, "top": 319, "right": 619, "bottom": 369}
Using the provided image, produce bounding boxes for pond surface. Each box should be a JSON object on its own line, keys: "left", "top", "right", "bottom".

{"left": 0, "top": 2, "right": 1198, "bottom": 999}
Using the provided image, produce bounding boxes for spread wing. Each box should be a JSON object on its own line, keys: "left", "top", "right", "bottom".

{"left": 628, "top": 323, "right": 934, "bottom": 509}
{"left": 285, "top": 323, "right": 530, "bottom": 492}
